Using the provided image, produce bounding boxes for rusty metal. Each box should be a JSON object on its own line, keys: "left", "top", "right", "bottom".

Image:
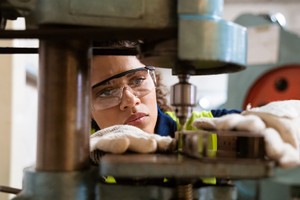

{"left": 36, "top": 39, "right": 91, "bottom": 171}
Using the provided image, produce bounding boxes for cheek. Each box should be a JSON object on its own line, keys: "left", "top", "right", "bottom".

{"left": 92, "top": 91, "right": 158, "bottom": 131}
{"left": 145, "top": 93, "right": 157, "bottom": 113}
{"left": 92, "top": 109, "right": 123, "bottom": 129}
{"left": 141, "top": 92, "right": 158, "bottom": 129}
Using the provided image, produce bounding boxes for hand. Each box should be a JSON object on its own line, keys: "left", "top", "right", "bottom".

{"left": 193, "top": 100, "right": 300, "bottom": 168}
{"left": 90, "top": 125, "right": 175, "bottom": 162}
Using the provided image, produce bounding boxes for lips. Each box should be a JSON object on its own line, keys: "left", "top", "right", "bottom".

{"left": 124, "top": 112, "right": 149, "bottom": 124}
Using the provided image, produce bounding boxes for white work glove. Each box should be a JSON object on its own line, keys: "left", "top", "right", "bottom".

{"left": 193, "top": 100, "right": 300, "bottom": 168}
{"left": 90, "top": 125, "right": 175, "bottom": 163}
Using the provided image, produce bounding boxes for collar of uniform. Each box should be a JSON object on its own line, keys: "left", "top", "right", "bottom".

{"left": 155, "top": 107, "right": 177, "bottom": 137}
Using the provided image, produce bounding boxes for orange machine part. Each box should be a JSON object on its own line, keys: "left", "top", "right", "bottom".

{"left": 243, "top": 64, "right": 300, "bottom": 109}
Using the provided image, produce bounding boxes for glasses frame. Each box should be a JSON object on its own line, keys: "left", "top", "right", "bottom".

{"left": 91, "top": 66, "right": 156, "bottom": 111}
{"left": 92, "top": 66, "right": 156, "bottom": 90}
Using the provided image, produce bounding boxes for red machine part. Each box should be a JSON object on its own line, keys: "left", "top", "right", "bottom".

{"left": 243, "top": 64, "right": 300, "bottom": 109}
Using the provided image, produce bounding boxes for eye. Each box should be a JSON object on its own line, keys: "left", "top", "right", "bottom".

{"left": 95, "top": 87, "right": 119, "bottom": 98}
{"left": 129, "top": 76, "right": 146, "bottom": 88}
{"left": 133, "top": 77, "right": 145, "bottom": 85}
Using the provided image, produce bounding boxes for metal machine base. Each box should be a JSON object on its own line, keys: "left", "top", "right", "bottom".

{"left": 12, "top": 166, "right": 98, "bottom": 200}
{"left": 98, "top": 153, "right": 273, "bottom": 200}
{"left": 98, "top": 183, "right": 238, "bottom": 200}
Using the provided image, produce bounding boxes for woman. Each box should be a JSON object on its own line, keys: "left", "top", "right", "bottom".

{"left": 89, "top": 41, "right": 300, "bottom": 200}
{"left": 90, "top": 41, "right": 239, "bottom": 136}
{"left": 90, "top": 40, "right": 300, "bottom": 169}
{"left": 90, "top": 41, "right": 240, "bottom": 165}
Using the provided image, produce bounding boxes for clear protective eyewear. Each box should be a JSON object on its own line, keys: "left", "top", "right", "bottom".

{"left": 91, "top": 66, "right": 156, "bottom": 111}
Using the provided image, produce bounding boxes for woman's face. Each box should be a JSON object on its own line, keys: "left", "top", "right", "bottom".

{"left": 91, "top": 55, "right": 158, "bottom": 133}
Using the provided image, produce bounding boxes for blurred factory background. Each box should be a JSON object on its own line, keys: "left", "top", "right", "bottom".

{"left": 1, "top": 1, "right": 300, "bottom": 200}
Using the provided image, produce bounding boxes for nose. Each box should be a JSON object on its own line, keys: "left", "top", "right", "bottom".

{"left": 119, "top": 87, "right": 141, "bottom": 111}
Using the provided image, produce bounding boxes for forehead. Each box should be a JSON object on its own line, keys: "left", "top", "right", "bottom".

{"left": 91, "top": 55, "right": 145, "bottom": 86}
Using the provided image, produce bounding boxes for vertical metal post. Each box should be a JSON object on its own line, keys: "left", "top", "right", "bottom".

{"left": 37, "top": 39, "right": 91, "bottom": 171}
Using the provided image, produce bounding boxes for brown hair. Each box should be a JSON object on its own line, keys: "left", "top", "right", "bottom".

{"left": 155, "top": 71, "right": 173, "bottom": 112}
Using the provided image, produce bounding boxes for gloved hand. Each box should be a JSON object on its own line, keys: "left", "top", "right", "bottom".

{"left": 90, "top": 125, "right": 175, "bottom": 162}
{"left": 192, "top": 100, "right": 300, "bottom": 168}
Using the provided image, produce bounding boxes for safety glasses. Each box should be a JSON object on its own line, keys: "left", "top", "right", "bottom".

{"left": 91, "top": 66, "right": 156, "bottom": 111}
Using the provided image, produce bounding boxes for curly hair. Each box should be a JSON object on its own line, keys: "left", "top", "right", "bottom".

{"left": 155, "top": 71, "right": 173, "bottom": 112}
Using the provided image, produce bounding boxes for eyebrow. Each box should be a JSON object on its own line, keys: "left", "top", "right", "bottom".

{"left": 92, "top": 67, "right": 146, "bottom": 89}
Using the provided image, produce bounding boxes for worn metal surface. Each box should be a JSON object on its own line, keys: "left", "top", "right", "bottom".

{"left": 97, "top": 183, "right": 238, "bottom": 200}
{"left": 99, "top": 183, "right": 195, "bottom": 200}
{"left": 24, "top": 0, "right": 176, "bottom": 29}
{"left": 99, "top": 154, "right": 273, "bottom": 179}
{"left": 180, "top": 130, "right": 265, "bottom": 159}
{"left": 12, "top": 166, "right": 98, "bottom": 200}
{"left": 36, "top": 39, "right": 91, "bottom": 171}
{"left": 177, "top": 0, "right": 247, "bottom": 75}
{"left": 171, "top": 75, "right": 197, "bottom": 126}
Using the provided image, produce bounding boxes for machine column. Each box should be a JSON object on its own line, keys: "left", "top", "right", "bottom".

{"left": 37, "top": 39, "right": 91, "bottom": 171}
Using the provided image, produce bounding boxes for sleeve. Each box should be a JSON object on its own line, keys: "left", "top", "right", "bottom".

{"left": 184, "top": 109, "right": 242, "bottom": 130}
{"left": 184, "top": 110, "right": 214, "bottom": 131}
{"left": 91, "top": 119, "right": 100, "bottom": 134}
{"left": 210, "top": 109, "right": 241, "bottom": 117}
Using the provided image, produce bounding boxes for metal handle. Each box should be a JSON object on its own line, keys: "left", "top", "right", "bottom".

{"left": 0, "top": 185, "right": 21, "bottom": 194}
